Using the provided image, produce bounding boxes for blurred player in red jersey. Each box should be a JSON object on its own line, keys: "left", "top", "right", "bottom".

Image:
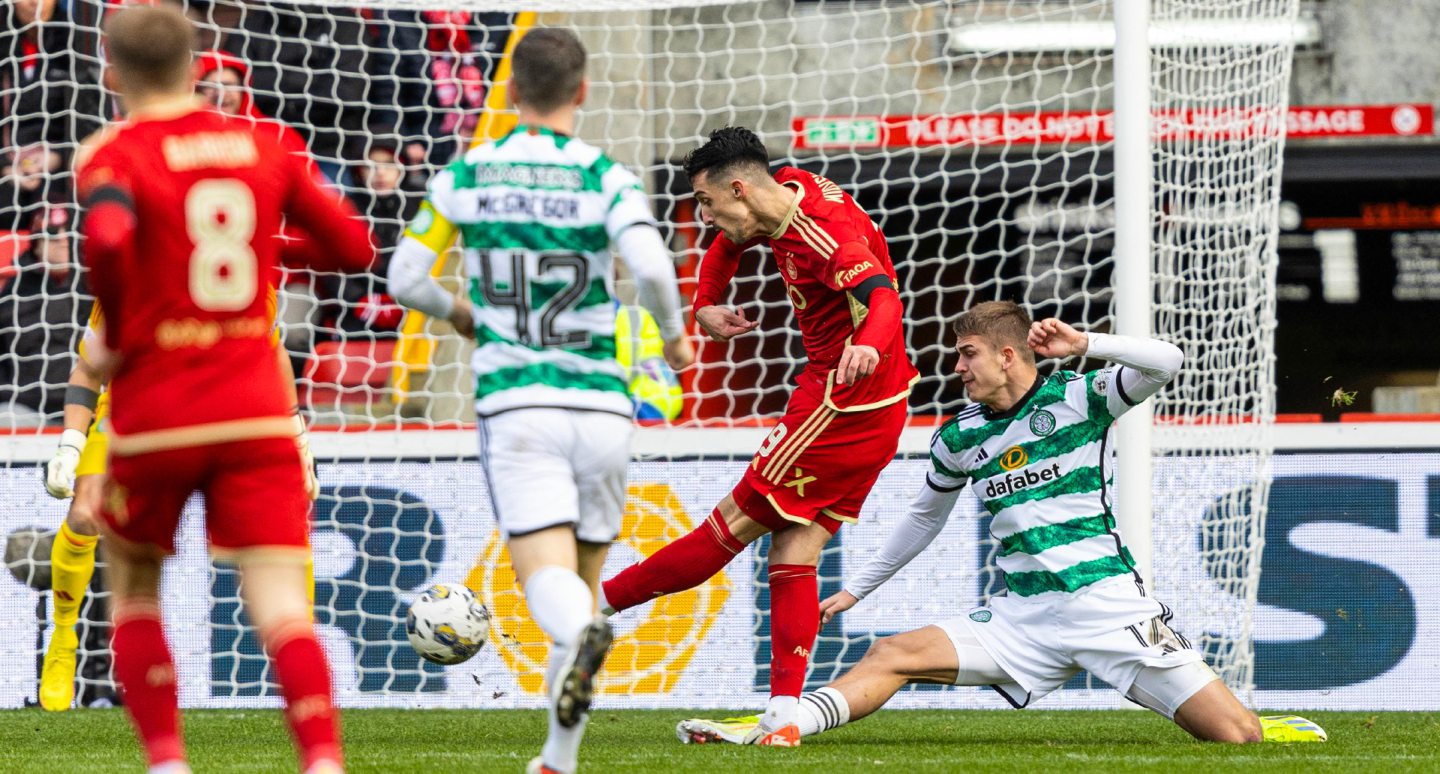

{"left": 75, "top": 6, "right": 372, "bottom": 773}
{"left": 601, "top": 126, "right": 918, "bottom": 746}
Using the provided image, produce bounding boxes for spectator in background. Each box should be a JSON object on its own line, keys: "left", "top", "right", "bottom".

{"left": 1, "top": 0, "right": 105, "bottom": 230}
{"left": 230, "top": 1, "right": 368, "bottom": 179}
{"left": 0, "top": 143, "right": 63, "bottom": 236}
{"left": 355, "top": 10, "right": 441, "bottom": 188}
{"left": 335, "top": 137, "right": 419, "bottom": 335}
{"left": 0, "top": 203, "right": 89, "bottom": 427}
{"left": 357, "top": 8, "right": 429, "bottom": 143}
{"left": 195, "top": 50, "right": 314, "bottom": 164}
{"left": 413, "top": 11, "right": 511, "bottom": 163}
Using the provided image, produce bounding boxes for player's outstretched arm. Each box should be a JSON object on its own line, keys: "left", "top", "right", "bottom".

{"left": 830, "top": 481, "right": 963, "bottom": 622}
{"left": 614, "top": 224, "right": 693, "bottom": 370}
{"left": 1030, "top": 318, "right": 1184, "bottom": 407}
{"left": 691, "top": 233, "right": 758, "bottom": 343}
{"left": 280, "top": 153, "right": 373, "bottom": 273}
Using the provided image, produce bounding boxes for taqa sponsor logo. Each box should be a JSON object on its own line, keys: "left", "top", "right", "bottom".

{"left": 983, "top": 462, "right": 1062, "bottom": 499}
{"left": 835, "top": 260, "right": 874, "bottom": 287}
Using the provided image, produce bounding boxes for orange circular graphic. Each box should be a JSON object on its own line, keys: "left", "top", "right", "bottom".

{"left": 467, "top": 482, "right": 730, "bottom": 695}
{"left": 999, "top": 445, "right": 1029, "bottom": 471}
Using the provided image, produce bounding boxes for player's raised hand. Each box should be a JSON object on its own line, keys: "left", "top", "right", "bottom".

{"left": 448, "top": 296, "right": 476, "bottom": 339}
{"left": 43, "top": 429, "right": 86, "bottom": 499}
{"left": 836, "top": 343, "right": 880, "bottom": 385}
{"left": 1027, "top": 318, "right": 1089, "bottom": 359}
{"left": 695, "top": 305, "right": 760, "bottom": 342}
{"left": 819, "top": 590, "right": 859, "bottom": 625}
{"left": 662, "top": 334, "right": 696, "bottom": 371}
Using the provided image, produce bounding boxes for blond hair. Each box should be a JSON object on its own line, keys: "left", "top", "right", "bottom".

{"left": 953, "top": 301, "right": 1034, "bottom": 361}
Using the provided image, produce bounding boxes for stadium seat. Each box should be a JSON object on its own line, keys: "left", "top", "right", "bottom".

{"left": 0, "top": 230, "right": 27, "bottom": 288}
{"left": 303, "top": 338, "right": 396, "bottom": 407}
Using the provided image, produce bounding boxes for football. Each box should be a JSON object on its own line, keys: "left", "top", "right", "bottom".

{"left": 406, "top": 583, "right": 491, "bottom": 665}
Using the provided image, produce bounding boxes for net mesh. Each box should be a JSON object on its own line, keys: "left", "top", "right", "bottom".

{"left": 0, "top": 0, "right": 1291, "bottom": 708}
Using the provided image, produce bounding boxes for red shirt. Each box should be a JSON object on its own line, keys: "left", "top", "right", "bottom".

{"left": 695, "top": 167, "right": 918, "bottom": 411}
{"left": 77, "top": 102, "right": 373, "bottom": 452}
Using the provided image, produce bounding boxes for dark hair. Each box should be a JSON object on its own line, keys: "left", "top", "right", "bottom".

{"left": 511, "top": 27, "right": 586, "bottom": 113}
{"left": 953, "top": 301, "right": 1034, "bottom": 361}
{"left": 104, "top": 4, "right": 196, "bottom": 92}
{"left": 683, "top": 126, "right": 769, "bottom": 182}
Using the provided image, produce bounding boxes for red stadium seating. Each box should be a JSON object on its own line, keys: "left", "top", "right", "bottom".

{"left": 303, "top": 338, "right": 396, "bottom": 407}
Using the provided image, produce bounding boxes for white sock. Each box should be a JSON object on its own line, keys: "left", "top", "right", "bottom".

{"left": 523, "top": 566, "right": 594, "bottom": 648}
{"left": 541, "top": 642, "right": 587, "bottom": 774}
{"left": 796, "top": 687, "right": 851, "bottom": 737}
{"left": 524, "top": 566, "right": 597, "bottom": 774}
{"left": 760, "top": 694, "right": 798, "bottom": 731}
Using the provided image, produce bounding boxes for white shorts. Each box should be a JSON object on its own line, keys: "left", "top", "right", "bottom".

{"left": 477, "top": 408, "right": 633, "bottom": 543}
{"left": 935, "top": 577, "right": 1217, "bottom": 717}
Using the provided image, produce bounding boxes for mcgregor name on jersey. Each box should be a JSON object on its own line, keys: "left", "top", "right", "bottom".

{"left": 475, "top": 191, "right": 579, "bottom": 220}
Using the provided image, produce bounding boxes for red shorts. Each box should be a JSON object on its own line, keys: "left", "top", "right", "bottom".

{"left": 736, "top": 386, "right": 906, "bottom": 534}
{"left": 101, "top": 436, "right": 310, "bottom": 557}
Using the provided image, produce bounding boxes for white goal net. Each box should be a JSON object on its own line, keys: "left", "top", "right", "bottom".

{"left": 0, "top": 0, "right": 1294, "bottom": 710}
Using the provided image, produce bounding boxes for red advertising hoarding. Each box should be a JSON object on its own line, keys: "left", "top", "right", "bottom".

{"left": 792, "top": 104, "right": 1434, "bottom": 149}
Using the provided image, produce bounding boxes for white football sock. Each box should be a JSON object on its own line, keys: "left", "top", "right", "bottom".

{"left": 541, "top": 642, "right": 587, "bottom": 774}
{"left": 524, "top": 566, "right": 594, "bottom": 648}
{"left": 796, "top": 687, "right": 851, "bottom": 737}
{"left": 524, "top": 566, "right": 597, "bottom": 774}
{"left": 761, "top": 694, "right": 799, "bottom": 731}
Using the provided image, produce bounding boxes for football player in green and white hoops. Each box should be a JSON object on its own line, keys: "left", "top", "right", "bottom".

{"left": 387, "top": 28, "right": 692, "bottom": 774}
{"left": 678, "top": 301, "right": 1325, "bottom": 747}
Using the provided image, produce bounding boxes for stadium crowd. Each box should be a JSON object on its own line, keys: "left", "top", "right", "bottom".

{"left": 1, "top": 0, "right": 513, "bottom": 425}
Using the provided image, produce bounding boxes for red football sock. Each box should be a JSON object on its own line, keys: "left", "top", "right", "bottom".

{"left": 603, "top": 510, "right": 746, "bottom": 612}
{"left": 768, "top": 564, "right": 819, "bottom": 699}
{"left": 111, "top": 606, "right": 185, "bottom": 767}
{"left": 267, "top": 620, "right": 343, "bottom": 771}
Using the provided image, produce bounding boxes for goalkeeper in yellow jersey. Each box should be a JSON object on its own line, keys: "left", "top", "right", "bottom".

{"left": 40, "top": 297, "right": 318, "bottom": 712}
{"left": 38, "top": 306, "right": 109, "bottom": 712}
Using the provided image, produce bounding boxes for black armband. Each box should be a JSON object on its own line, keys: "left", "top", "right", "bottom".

{"left": 86, "top": 184, "right": 135, "bottom": 211}
{"left": 848, "top": 274, "right": 893, "bottom": 307}
{"left": 64, "top": 385, "right": 100, "bottom": 411}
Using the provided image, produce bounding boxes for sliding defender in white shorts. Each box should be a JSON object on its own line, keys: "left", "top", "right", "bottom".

{"left": 678, "top": 301, "right": 1325, "bottom": 747}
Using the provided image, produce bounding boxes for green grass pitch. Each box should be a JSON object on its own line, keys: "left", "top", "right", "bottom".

{"left": 2, "top": 708, "right": 1437, "bottom": 772}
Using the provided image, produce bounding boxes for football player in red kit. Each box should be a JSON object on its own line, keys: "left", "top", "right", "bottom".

{"left": 76, "top": 6, "right": 372, "bottom": 773}
{"left": 601, "top": 126, "right": 917, "bottom": 746}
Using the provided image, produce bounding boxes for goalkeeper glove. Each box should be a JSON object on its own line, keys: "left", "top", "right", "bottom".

{"left": 44, "top": 429, "right": 87, "bottom": 499}
{"left": 293, "top": 411, "right": 319, "bottom": 501}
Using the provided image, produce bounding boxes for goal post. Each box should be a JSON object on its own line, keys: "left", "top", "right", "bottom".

{"left": 0, "top": 0, "right": 1295, "bottom": 708}
{"left": 1112, "top": 0, "right": 1156, "bottom": 594}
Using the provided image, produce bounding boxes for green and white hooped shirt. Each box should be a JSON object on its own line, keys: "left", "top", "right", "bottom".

{"left": 404, "top": 126, "right": 655, "bottom": 417}
{"left": 842, "top": 333, "right": 1185, "bottom": 602}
